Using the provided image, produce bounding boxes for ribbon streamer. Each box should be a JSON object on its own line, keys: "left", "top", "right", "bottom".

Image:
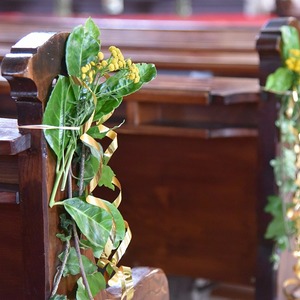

{"left": 17, "top": 124, "right": 80, "bottom": 130}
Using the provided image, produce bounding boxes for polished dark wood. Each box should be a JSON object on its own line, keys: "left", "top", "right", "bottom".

{"left": 0, "top": 14, "right": 294, "bottom": 300}
{"left": 0, "top": 13, "right": 265, "bottom": 77}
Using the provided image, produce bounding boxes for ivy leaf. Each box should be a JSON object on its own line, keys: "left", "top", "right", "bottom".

{"left": 62, "top": 198, "right": 113, "bottom": 249}
{"left": 76, "top": 272, "right": 106, "bottom": 300}
{"left": 43, "top": 76, "right": 76, "bottom": 159}
{"left": 265, "top": 67, "right": 293, "bottom": 92}
{"left": 281, "top": 25, "right": 300, "bottom": 61}
{"left": 265, "top": 195, "right": 291, "bottom": 251}
{"left": 99, "top": 164, "right": 115, "bottom": 190}
{"left": 79, "top": 239, "right": 104, "bottom": 259}
{"left": 58, "top": 247, "right": 97, "bottom": 277}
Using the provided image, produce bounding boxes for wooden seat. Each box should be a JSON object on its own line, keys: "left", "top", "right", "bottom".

{"left": 0, "top": 31, "right": 169, "bottom": 299}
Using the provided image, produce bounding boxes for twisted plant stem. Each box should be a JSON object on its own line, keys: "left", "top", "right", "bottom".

{"left": 73, "top": 221, "right": 93, "bottom": 300}
{"left": 73, "top": 143, "right": 93, "bottom": 300}
{"left": 50, "top": 239, "right": 71, "bottom": 298}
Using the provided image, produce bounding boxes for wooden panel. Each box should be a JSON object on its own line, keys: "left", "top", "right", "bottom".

{"left": 0, "top": 203, "right": 23, "bottom": 299}
{"left": 0, "top": 191, "right": 19, "bottom": 204}
{"left": 95, "top": 134, "right": 258, "bottom": 286}
{"left": 0, "top": 118, "right": 31, "bottom": 155}
{"left": 0, "top": 155, "right": 19, "bottom": 184}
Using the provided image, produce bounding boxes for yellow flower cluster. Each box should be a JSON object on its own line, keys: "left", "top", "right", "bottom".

{"left": 127, "top": 59, "right": 140, "bottom": 84}
{"left": 286, "top": 49, "right": 300, "bottom": 73}
{"left": 80, "top": 46, "right": 140, "bottom": 84}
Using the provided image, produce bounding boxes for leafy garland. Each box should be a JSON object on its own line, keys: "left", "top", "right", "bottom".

{"left": 264, "top": 25, "right": 300, "bottom": 293}
{"left": 44, "top": 18, "right": 157, "bottom": 299}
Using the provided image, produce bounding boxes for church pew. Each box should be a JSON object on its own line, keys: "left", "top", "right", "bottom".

{"left": 0, "top": 31, "right": 169, "bottom": 299}
{"left": 0, "top": 13, "right": 267, "bottom": 77}
{"left": 0, "top": 15, "right": 289, "bottom": 300}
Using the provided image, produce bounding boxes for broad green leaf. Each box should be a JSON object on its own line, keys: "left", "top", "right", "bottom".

{"left": 80, "top": 137, "right": 103, "bottom": 187}
{"left": 76, "top": 272, "right": 106, "bottom": 300}
{"left": 281, "top": 25, "right": 300, "bottom": 61}
{"left": 43, "top": 76, "right": 77, "bottom": 159}
{"left": 93, "top": 63, "right": 157, "bottom": 120}
{"left": 102, "top": 199, "right": 126, "bottom": 247}
{"left": 62, "top": 198, "right": 113, "bottom": 249}
{"left": 99, "top": 164, "right": 115, "bottom": 190}
{"left": 93, "top": 95, "right": 122, "bottom": 122}
{"left": 97, "top": 63, "right": 157, "bottom": 98}
{"left": 265, "top": 67, "right": 293, "bottom": 92}
{"left": 58, "top": 247, "right": 97, "bottom": 277}
{"left": 66, "top": 18, "right": 100, "bottom": 77}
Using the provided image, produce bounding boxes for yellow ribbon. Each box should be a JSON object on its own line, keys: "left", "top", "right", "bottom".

{"left": 283, "top": 278, "right": 300, "bottom": 300}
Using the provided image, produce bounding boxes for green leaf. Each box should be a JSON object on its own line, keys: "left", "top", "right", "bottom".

{"left": 43, "top": 76, "right": 76, "bottom": 159}
{"left": 93, "top": 63, "right": 157, "bottom": 121}
{"left": 87, "top": 121, "right": 124, "bottom": 140}
{"left": 265, "top": 67, "right": 293, "bottom": 92}
{"left": 99, "top": 164, "right": 115, "bottom": 190}
{"left": 281, "top": 25, "right": 300, "bottom": 61}
{"left": 79, "top": 238, "right": 104, "bottom": 259}
{"left": 58, "top": 247, "right": 97, "bottom": 277}
{"left": 102, "top": 199, "right": 126, "bottom": 247}
{"left": 80, "top": 138, "right": 103, "bottom": 188}
{"left": 62, "top": 198, "right": 113, "bottom": 249}
{"left": 98, "top": 63, "right": 156, "bottom": 99}
{"left": 56, "top": 233, "right": 71, "bottom": 242}
{"left": 66, "top": 18, "right": 100, "bottom": 77}
{"left": 264, "top": 195, "right": 292, "bottom": 251}
{"left": 76, "top": 272, "right": 106, "bottom": 300}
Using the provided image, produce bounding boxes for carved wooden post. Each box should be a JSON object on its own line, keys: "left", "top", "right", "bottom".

{"left": 1, "top": 31, "right": 69, "bottom": 299}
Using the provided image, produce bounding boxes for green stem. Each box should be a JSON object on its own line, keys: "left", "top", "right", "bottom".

{"left": 49, "top": 145, "right": 76, "bottom": 207}
{"left": 78, "top": 143, "right": 87, "bottom": 197}
{"left": 73, "top": 221, "right": 93, "bottom": 300}
{"left": 60, "top": 148, "right": 76, "bottom": 192}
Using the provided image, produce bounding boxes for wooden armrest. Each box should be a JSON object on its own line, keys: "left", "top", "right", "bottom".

{"left": 101, "top": 267, "right": 169, "bottom": 300}
{"left": 0, "top": 118, "right": 30, "bottom": 155}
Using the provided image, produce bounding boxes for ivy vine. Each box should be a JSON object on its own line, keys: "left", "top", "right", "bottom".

{"left": 264, "top": 25, "right": 300, "bottom": 269}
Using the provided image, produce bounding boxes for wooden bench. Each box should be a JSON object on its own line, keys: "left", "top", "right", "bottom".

{"left": 0, "top": 14, "right": 291, "bottom": 300}
{"left": 0, "top": 31, "right": 169, "bottom": 299}
{"left": 0, "top": 13, "right": 267, "bottom": 77}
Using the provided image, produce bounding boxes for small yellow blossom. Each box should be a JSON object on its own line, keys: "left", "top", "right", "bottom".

{"left": 108, "top": 63, "right": 115, "bottom": 72}
{"left": 97, "top": 51, "right": 104, "bottom": 60}
{"left": 286, "top": 49, "right": 300, "bottom": 73}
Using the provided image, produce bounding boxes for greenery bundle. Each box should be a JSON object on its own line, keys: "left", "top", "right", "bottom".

{"left": 264, "top": 24, "right": 300, "bottom": 296}
{"left": 43, "top": 18, "right": 157, "bottom": 299}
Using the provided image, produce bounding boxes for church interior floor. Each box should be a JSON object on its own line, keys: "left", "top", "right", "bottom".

{"left": 168, "top": 276, "right": 254, "bottom": 300}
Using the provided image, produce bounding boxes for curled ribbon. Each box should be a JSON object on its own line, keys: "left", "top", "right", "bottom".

{"left": 83, "top": 120, "right": 133, "bottom": 299}
{"left": 283, "top": 278, "right": 300, "bottom": 300}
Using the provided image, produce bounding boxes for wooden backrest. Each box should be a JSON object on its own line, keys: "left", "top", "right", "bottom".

{"left": 1, "top": 31, "right": 68, "bottom": 299}
{"left": 0, "top": 14, "right": 266, "bottom": 77}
